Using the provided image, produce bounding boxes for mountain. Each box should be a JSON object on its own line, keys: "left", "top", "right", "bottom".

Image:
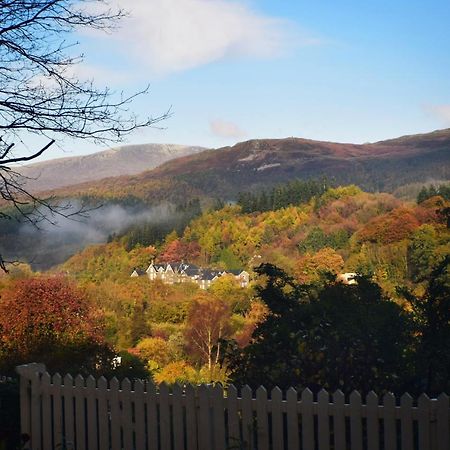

{"left": 2, "top": 129, "right": 449, "bottom": 270}
{"left": 15, "top": 143, "right": 206, "bottom": 192}
{"left": 47, "top": 129, "right": 450, "bottom": 203}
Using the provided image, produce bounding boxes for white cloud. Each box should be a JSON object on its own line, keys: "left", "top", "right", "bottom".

{"left": 210, "top": 119, "right": 246, "bottom": 138}
{"left": 92, "top": 0, "right": 305, "bottom": 74}
{"left": 70, "top": 63, "right": 130, "bottom": 86}
{"left": 424, "top": 104, "right": 450, "bottom": 126}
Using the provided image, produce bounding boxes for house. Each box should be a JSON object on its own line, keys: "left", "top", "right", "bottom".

{"left": 130, "top": 268, "right": 146, "bottom": 278}
{"left": 336, "top": 272, "right": 358, "bottom": 285}
{"left": 132, "top": 261, "right": 250, "bottom": 289}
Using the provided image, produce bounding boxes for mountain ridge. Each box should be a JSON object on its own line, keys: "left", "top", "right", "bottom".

{"left": 38, "top": 128, "right": 450, "bottom": 202}
{"left": 15, "top": 143, "right": 207, "bottom": 192}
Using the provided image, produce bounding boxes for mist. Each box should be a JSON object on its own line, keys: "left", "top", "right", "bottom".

{"left": 9, "top": 201, "right": 179, "bottom": 270}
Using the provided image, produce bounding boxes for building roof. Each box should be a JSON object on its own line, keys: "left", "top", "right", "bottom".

{"left": 132, "top": 268, "right": 146, "bottom": 276}
{"left": 135, "top": 262, "right": 250, "bottom": 285}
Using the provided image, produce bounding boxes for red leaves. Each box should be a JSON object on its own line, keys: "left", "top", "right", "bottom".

{"left": 355, "top": 207, "right": 420, "bottom": 244}
{"left": 159, "top": 239, "right": 200, "bottom": 263}
{"left": 0, "top": 276, "right": 101, "bottom": 356}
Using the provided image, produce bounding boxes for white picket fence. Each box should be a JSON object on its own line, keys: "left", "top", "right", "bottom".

{"left": 17, "top": 363, "right": 450, "bottom": 450}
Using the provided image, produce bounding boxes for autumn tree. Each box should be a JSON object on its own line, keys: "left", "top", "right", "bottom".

{"left": 159, "top": 239, "right": 201, "bottom": 263}
{"left": 132, "top": 337, "right": 172, "bottom": 372}
{"left": 294, "top": 247, "right": 344, "bottom": 285}
{"left": 0, "top": 0, "right": 168, "bottom": 270}
{"left": 154, "top": 361, "right": 199, "bottom": 385}
{"left": 355, "top": 207, "right": 420, "bottom": 244}
{"left": 0, "top": 276, "right": 113, "bottom": 374}
{"left": 184, "top": 294, "right": 233, "bottom": 371}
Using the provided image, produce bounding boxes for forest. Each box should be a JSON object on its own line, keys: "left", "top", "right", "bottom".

{"left": 0, "top": 181, "right": 449, "bottom": 396}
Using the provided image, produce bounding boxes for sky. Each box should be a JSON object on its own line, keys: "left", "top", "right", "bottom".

{"left": 33, "top": 0, "right": 450, "bottom": 160}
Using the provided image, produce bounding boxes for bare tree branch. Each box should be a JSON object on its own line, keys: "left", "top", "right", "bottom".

{"left": 0, "top": 1, "right": 169, "bottom": 270}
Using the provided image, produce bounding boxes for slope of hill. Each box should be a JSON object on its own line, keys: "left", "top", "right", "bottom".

{"left": 46, "top": 129, "right": 450, "bottom": 202}
{"left": 15, "top": 143, "right": 206, "bottom": 192}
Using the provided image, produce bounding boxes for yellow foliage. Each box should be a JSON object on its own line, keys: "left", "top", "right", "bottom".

{"left": 153, "top": 361, "right": 199, "bottom": 385}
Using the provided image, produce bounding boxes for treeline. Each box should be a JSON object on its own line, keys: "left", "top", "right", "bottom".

{"left": 116, "top": 199, "right": 202, "bottom": 250}
{"left": 417, "top": 183, "right": 450, "bottom": 203}
{"left": 237, "top": 179, "right": 329, "bottom": 213}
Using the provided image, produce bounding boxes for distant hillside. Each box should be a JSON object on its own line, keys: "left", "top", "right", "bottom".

{"left": 16, "top": 143, "right": 206, "bottom": 192}
{"left": 47, "top": 129, "right": 450, "bottom": 203}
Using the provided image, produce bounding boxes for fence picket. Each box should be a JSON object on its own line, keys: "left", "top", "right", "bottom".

{"left": 212, "top": 384, "right": 225, "bottom": 450}
{"left": 172, "top": 383, "right": 184, "bottom": 450}
{"left": 134, "top": 380, "right": 146, "bottom": 450}
{"left": 198, "top": 384, "right": 212, "bottom": 450}
{"left": 383, "top": 392, "right": 396, "bottom": 450}
{"left": 227, "top": 384, "right": 239, "bottom": 448}
{"left": 30, "top": 371, "right": 42, "bottom": 450}
{"left": 52, "top": 374, "right": 63, "bottom": 449}
{"left": 241, "top": 385, "right": 253, "bottom": 450}
{"left": 146, "top": 381, "right": 158, "bottom": 450}
{"left": 41, "top": 372, "right": 52, "bottom": 450}
{"left": 302, "top": 388, "right": 314, "bottom": 450}
{"left": 333, "top": 390, "right": 346, "bottom": 450}
{"left": 350, "top": 390, "right": 363, "bottom": 450}
{"left": 109, "top": 377, "right": 121, "bottom": 450}
{"left": 318, "top": 389, "right": 330, "bottom": 450}
{"left": 400, "top": 393, "right": 413, "bottom": 450}
{"left": 121, "top": 378, "right": 133, "bottom": 450}
{"left": 185, "top": 384, "right": 198, "bottom": 450}
{"left": 367, "top": 391, "right": 380, "bottom": 450}
{"left": 63, "top": 374, "right": 75, "bottom": 449}
{"left": 86, "top": 376, "right": 98, "bottom": 450}
{"left": 74, "top": 375, "right": 86, "bottom": 450}
{"left": 436, "top": 393, "right": 449, "bottom": 450}
{"left": 159, "top": 383, "right": 171, "bottom": 450}
{"left": 256, "top": 386, "right": 269, "bottom": 450}
{"left": 418, "top": 394, "right": 431, "bottom": 450}
{"left": 286, "top": 387, "right": 299, "bottom": 450}
{"left": 97, "top": 377, "right": 109, "bottom": 450}
{"left": 271, "top": 387, "right": 284, "bottom": 450}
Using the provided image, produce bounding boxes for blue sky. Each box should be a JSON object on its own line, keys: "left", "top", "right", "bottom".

{"left": 38, "top": 0, "right": 450, "bottom": 159}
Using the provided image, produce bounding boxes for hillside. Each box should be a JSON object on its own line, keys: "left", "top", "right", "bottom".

{"left": 45, "top": 129, "right": 450, "bottom": 202}
{"left": 15, "top": 143, "right": 206, "bottom": 192}
{"left": 62, "top": 184, "right": 449, "bottom": 297}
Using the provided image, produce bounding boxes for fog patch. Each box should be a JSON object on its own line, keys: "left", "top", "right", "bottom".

{"left": 15, "top": 201, "right": 178, "bottom": 270}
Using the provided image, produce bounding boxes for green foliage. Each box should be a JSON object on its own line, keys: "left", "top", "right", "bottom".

{"left": 237, "top": 179, "right": 329, "bottom": 213}
{"left": 407, "top": 225, "right": 438, "bottom": 282}
{"left": 298, "top": 227, "right": 350, "bottom": 253}
{"left": 314, "top": 185, "right": 363, "bottom": 210}
{"left": 119, "top": 199, "right": 202, "bottom": 250}
{"left": 417, "top": 183, "right": 450, "bottom": 203}
{"left": 228, "top": 264, "right": 413, "bottom": 394}
{"left": 400, "top": 256, "right": 450, "bottom": 394}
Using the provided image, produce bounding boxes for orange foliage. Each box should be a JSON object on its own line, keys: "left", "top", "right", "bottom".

{"left": 295, "top": 247, "right": 345, "bottom": 284}
{"left": 234, "top": 301, "right": 269, "bottom": 348}
{"left": 355, "top": 207, "right": 420, "bottom": 244}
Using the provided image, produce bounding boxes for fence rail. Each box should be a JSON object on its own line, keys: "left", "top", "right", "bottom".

{"left": 17, "top": 363, "right": 450, "bottom": 450}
